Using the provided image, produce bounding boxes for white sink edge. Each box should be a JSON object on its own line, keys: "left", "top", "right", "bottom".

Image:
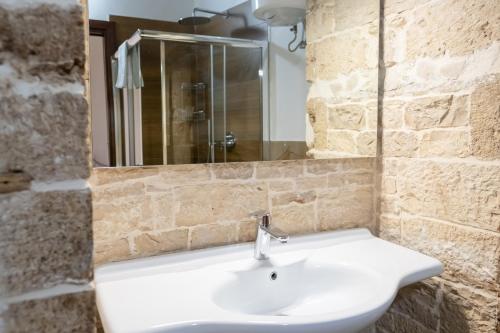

{"left": 95, "top": 228, "right": 374, "bottom": 283}
{"left": 96, "top": 228, "right": 444, "bottom": 333}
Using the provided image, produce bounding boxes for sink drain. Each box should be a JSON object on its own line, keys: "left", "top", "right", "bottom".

{"left": 270, "top": 271, "right": 278, "bottom": 281}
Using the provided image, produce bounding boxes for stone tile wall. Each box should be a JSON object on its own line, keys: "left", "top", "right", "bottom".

{"left": 376, "top": 0, "right": 500, "bottom": 332}
{"left": 0, "top": 0, "right": 95, "bottom": 331}
{"left": 91, "top": 158, "right": 376, "bottom": 265}
{"left": 306, "top": 0, "right": 379, "bottom": 158}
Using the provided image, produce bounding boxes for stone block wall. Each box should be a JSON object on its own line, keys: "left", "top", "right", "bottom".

{"left": 91, "top": 158, "right": 376, "bottom": 265}
{"left": 0, "top": 0, "right": 95, "bottom": 331}
{"left": 377, "top": 0, "right": 500, "bottom": 332}
{"left": 306, "top": 0, "right": 379, "bottom": 158}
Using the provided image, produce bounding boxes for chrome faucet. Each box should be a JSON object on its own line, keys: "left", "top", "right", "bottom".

{"left": 251, "top": 211, "right": 289, "bottom": 260}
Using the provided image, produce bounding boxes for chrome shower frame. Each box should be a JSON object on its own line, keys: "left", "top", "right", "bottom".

{"left": 113, "top": 29, "right": 269, "bottom": 166}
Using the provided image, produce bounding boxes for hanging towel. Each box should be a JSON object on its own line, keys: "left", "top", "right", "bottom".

{"left": 115, "top": 42, "right": 128, "bottom": 89}
{"left": 115, "top": 41, "right": 144, "bottom": 89}
{"left": 130, "top": 44, "right": 144, "bottom": 89}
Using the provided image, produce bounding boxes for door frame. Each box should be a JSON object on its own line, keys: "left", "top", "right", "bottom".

{"left": 89, "top": 19, "right": 117, "bottom": 166}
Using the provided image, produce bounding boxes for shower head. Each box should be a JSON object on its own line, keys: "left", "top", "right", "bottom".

{"left": 178, "top": 8, "right": 229, "bottom": 26}
{"left": 178, "top": 16, "right": 211, "bottom": 26}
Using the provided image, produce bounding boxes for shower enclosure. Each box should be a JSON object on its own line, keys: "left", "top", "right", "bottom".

{"left": 113, "top": 30, "right": 269, "bottom": 166}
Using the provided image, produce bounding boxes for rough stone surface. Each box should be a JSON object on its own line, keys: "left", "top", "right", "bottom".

{"left": 307, "top": 98, "right": 329, "bottom": 149}
{"left": 404, "top": 95, "right": 469, "bottom": 130}
{"left": 0, "top": 93, "right": 90, "bottom": 181}
{"left": 419, "top": 130, "right": 470, "bottom": 158}
{"left": 401, "top": 217, "right": 499, "bottom": 292}
{"left": 306, "top": 0, "right": 379, "bottom": 157}
{"left": 470, "top": 75, "right": 500, "bottom": 159}
{"left": 329, "top": 105, "right": 366, "bottom": 130}
{"left": 383, "top": 131, "right": 418, "bottom": 157}
{"left": 0, "top": 5, "right": 86, "bottom": 82}
{"left": 190, "top": 224, "right": 238, "bottom": 250}
{"left": 94, "top": 238, "right": 130, "bottom": 266}
{"left": 397, "top": 160, "right": 500, "bottom": 232}
{"left": 134, "top": 229, "right": 188, "bottom": 257}
{"left": 379, "top": 1, "right": 500, "bottom": 332}
{"left": 2, "top": 290, "right": 95, "bottom": 333}
{"left": 327, "top": 130, "right": 357, "bottom": 153}
{"left": 318, "top": 186, "right": 373, "bottom": 231}
{"left": 439, "top": 281, "right": 498, "bottom": 333}
{"left": 92, "top": 159, "right": 376, "bottom": 264}
{"left": 0, "top": 190, "right": 93, "bottom": 297}
{"left": 405, "top": 0, "right": 500, "bottom": 59}
{"left": 211, "top": 163, "right": 254, "bottom": 179}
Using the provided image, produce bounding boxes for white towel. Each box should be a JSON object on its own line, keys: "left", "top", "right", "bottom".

{"left": 115, "top": 42, "right": 128, "bottom": 89}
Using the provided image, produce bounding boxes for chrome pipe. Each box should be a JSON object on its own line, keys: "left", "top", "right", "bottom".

{"left": 160, "top": 41, "right": 168, "bottom": 165}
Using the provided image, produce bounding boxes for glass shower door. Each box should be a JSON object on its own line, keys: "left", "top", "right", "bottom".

{"left": 137, "top": 37, "right": 265, "bottom": 166}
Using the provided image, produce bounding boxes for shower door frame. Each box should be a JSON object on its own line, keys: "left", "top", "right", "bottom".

{"left": 118, "top": 29, "right": 269, "bottom": 165}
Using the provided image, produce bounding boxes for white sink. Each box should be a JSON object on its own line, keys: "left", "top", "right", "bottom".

{"left": 95, "top": 229, "right": 443, "bottom": 333}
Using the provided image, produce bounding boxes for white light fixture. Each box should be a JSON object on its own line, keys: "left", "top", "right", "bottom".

{"left": 251, "top": 0, "right": 306, "bottom": 27}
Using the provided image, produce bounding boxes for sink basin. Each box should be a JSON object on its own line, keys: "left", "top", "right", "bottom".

{"left": 95, "top": 229, "right": 443, "bottom": 333}
{"left": 213, "top": 260, "right": 381, "bottom": 317}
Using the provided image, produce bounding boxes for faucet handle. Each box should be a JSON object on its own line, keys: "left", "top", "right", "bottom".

{"left": 249, "top": 210, "right": 271, "bottom": 227}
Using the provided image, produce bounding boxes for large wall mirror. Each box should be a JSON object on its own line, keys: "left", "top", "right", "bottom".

{"left": 88, "top": 0, "right": 379, "bottom": 167}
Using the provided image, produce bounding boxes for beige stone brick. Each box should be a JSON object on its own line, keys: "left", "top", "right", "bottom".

{"left": 305, "top": 158, "right": 344, "bottom": 175}
{"left": 357, "top": 131, "right": 377, "bottom": 156}
{"left": 307, "top": 98, "right": 328, "bottom": 149}
{"left": 405, "top": 0, "right": 500, "bottom": 59}
{"left": 336, "top": 158, "right": 375, "bottom": 172}
{"left": 306, "top": 0, "right": 335, "bottom": 42}
{"left": 211, "top": 163, "right": 254, "bottom": 179}
{"left": 255, "top": 161, "right": 304, "bottom": 179}
{"left": 328, "top": 172, "right": 373, "bottom": 187}
{"left": 190, "top": 223, "right": 238, "bottom": 250}
{"left": 174, "top": 184, "right": 216, "bottom": 227}
{"left": 328, "top": 130, "right": 357, "bottom": 153}
{"left": 272, "top": 191, "right": 316, "bottom": 206}
{"left": 134, "top": 229, "right": 188, "bottom": 257}
{"left": 0, "top": 190, "right": 92, "bottom": 297}
{"left": 383, "top": 131, "right": 418, "bottom": 157}
{"left": 295, "top": 175, "right": 328, "bottom": 191}
{"left": 93, "top": 190, "right": 174, "bottom": 240}
{"left": 401, "top": 217, "right": 499, "bottom": 291}
{"left": 238, "top": 220, "right": 257, "bottom": 243}
{"left": 397, "top": 160, "right": 500, "bottom": 232}
{"left": 313, "top": 28, "right": 377, "bottom": 80}
{"left": 267, "top": 179, "right": 296, "bottom": 192}
{"left": 333, "top": 0, "right": 379, "bottom": 32}
{"left": 211, "top": 183, "right": 269, "bottom": 222}
{"left": 318, "top": 186, "right": 373, "bottom": 231}
{"left": 378, "top": 214, "right": 401, "bottom": 243}
{"left": 94, "top": 238, "right": 130, "bottom": 266}
{"left": 329, "top": 104, "right": 366, "bottom": 130}
{"left": 379, "top": 194, "right": 400, "bottom": 216}
{"left": 2, "top": 290, "right": 95, "bottom": 333}
{"left": 404, "top": 95, "right": 469, "bottom": 130}
{"left": 0, "top": 93, "right": 90, "bottom": 181}
{"left": 381, "top": 177, "right": 397, "bottom": 194}
{"left": 470, "top": 75, "right": 500, "bottom": 159}
{"left": 440, "top": 281, "right": 498, "bottom": 333}
{"left": 383, "top": 100, "right": 405, "bottom": 129}
{"left": 272, "top": 202, "right": 316, "bottom": 235}
{"left": 90, "top": 167, "right": 158, "bottom": 186}
{"left": 365, "top": 103, "right": 378, "bottom": 130}
{"left": 159, "top": 164, "right": 211, "bottom": 184}
{"left": 419, "top": 130, "right": 470, "bottom": 158}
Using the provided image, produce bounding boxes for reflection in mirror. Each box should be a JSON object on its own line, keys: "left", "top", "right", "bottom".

{"left": 88, "top": 0, "right": 378, "bottom": 167}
